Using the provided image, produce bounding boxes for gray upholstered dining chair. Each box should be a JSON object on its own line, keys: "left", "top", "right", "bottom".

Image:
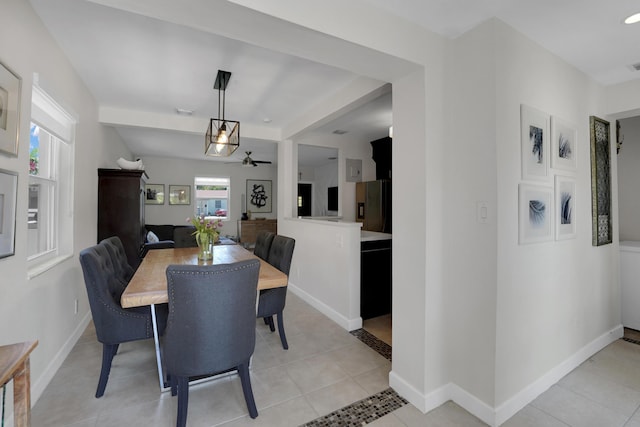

{"left": 163, "top": 259, "right": 261, "bottom": 427}
{"left": 257, "top": 235, "right": 295, "bottom": 350}
{"left": 100, "top": 236, "right": 135, "bottom": 291}
{"left": 253, "top": 230, "right": 274, "bottom": 260}
{"left": 79, "top": 244, "right": 167, "bottom": 398}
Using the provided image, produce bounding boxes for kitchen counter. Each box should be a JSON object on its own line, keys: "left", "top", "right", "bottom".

{"left": 361, "top": 230, "right": 392, "bottom": 242}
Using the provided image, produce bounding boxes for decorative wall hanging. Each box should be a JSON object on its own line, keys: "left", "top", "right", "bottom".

{"left": 518, "top": 183, "right": 553, "bottom": 244}
{"left": 145, "top": 184, "right": 164, "bottom": 205}
{"left": 520, "top": 104, "right": 550, "bottom": 181}
{"left": 246, "top": 179, "right": 272, "bottom": 214}
{"left": 550, "top": 116, "right": 577, "bottom": 172}
{"left": 169, "top": 185, "right": 190, "bottom": 205}
{"left": 0, "top": 61, "right": 21, "bottom": 157}
{"left": 589, "top": 116, "right": 612, "bottom": 246}
{"left": 0, "top": 169, "right": 17, "bottom": 258}
{"left": 555, "top": 175, "right": 576, "bottom": 240}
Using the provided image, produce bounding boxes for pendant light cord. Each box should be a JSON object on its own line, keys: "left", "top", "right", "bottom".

{"left": 221, "top": 73, "right": 226, "bottom": 121}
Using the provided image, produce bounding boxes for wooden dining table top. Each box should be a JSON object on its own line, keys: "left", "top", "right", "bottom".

{"left": 121, "top": 245, "right": 288, "bottom": 308}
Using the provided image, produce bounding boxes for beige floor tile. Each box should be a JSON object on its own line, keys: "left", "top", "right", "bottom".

{"left": 502, "top": 405, "right": 569, "bottom": 427}
{"left": 558, "top": 365, "right": 640, "bottom": 416}
{"left": 217, "top": 396, "right": 319, "bottom": 427}
{"left": 303, "top": 378, "right": 371, "bottom": 416}
{"left": 353, "top": 364, "right": 393, "bottom": 395}
{"left": 393, "top": 401, "right": 488, "bottom": 427}
{"left": 366, "top": 412, "right": 408, "bottom": 426}
{"left": 94, "top": 397, "right": 174, "bottom": 427}
{"left": 531, "top": 384, "right": 628, "bottom": 427}
{"left": 320, "top": 341, "right": 390, "bottom": 376}
{"left": 283, "top": 354, "right": 350, "bottom": 394}
{"left": 247, "top": 364, "right": 303, "bottom": 409}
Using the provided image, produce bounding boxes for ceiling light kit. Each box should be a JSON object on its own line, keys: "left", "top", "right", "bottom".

{"left": 205, "top": 70, "right": 240, "bottom": 157}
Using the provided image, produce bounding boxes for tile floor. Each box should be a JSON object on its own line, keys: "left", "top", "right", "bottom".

{"left": 30, "top": 293, "right": 640, "bottom": 426}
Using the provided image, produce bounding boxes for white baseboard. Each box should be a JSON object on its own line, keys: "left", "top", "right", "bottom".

{"left": 494, "top": 323, "right": 623, "bottom": 426}
{"left": 32, "top": 312, "right": 91, "bottom": 404}
{"left": 388, "top": 372, "right": 495, "bottom": 425}
{"left": 390, "top": 324, "right": 624, "bottom": 427}
{"left": 289, "top": 282, "right": 362, "bottom": 331}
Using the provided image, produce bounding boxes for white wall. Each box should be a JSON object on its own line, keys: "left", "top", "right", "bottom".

{"left": 617, "top": 116, "right": 640, "bottom": 241}
{"left": 492, "top": 19, "right": 620, "bottom": 421}
{"left": 0, "top": 0, "right": 133, "bottom": 411}
{"left": 140, "top": 156, "right": 277, "bottom": 237}
{"left": 279, "top": 218, "right": 363, "bottom": 330}
{"left": 443, "top": 22, "right": 498, "bottom": 408}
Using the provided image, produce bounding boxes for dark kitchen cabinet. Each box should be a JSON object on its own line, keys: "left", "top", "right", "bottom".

{"left": 360, "top": 238, "right": 392, "bottom": 320}
{"left": 97, "top": 169, "right": 147, "bottom": 269}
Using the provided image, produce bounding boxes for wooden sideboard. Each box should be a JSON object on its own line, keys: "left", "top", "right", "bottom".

{"left": 237, "top": 219, "right": 277, "bottom": 247}
{"left": 0, "top": 341, "right": 38, "bottom": 427}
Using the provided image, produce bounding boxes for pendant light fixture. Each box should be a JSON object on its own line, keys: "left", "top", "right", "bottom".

{"left": 205, "top": 70, "right": 240, "bottom": 157}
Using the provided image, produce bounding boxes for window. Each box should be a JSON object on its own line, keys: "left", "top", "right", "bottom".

{"left": 194, "top": 176, "right": 230, "bottom": 220}
{"left": 28, "top": 85, "right": 75, "bottom": 274}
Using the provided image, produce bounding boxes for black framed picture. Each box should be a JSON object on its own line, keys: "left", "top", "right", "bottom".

{"left": 246, "top": 179, "right": 272, "bottom": 213}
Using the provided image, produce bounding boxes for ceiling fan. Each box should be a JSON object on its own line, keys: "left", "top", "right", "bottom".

{"left": 240, "top": 151, "right": 272, "bottom": 167}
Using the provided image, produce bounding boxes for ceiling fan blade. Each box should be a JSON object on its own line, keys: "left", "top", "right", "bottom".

{"left": 253, "top": 160, "right": 272, "bottom": 164}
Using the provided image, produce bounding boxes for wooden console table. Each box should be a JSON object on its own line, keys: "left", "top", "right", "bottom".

{"left": 0, "top": 341, "right": 38, "bottom": 427}
{"left": 237, "top": 219, "right": 277, "bottom": 247}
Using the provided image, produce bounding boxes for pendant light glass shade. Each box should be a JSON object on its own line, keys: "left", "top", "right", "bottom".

{"left": 205, "top": 70, "right": 239, "bottom": 157}
{"left": 205, "top": 118, "right": 239, "bottom": 156}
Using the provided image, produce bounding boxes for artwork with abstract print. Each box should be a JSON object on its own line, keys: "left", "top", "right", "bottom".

{"left": 555, "top": 175, "right": 576, "bottom": 240}
{"left": 519, "top": 183, "right": 553, "bottom": 244}
{"left": 521, "top": 105, "right": 550, "bottom": 181}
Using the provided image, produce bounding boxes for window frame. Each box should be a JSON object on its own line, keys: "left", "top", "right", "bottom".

{"left": 194, "top": 176, "right": 230, "bottom": 221}
{"left": 27, "top": 84, "right": 75, "bottom": 277}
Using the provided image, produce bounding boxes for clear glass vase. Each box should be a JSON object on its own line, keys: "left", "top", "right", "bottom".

{"left": 196, "top": 233, "right": 212, "bottom": 261}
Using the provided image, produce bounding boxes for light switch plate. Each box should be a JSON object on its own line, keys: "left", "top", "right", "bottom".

{"left": 476, "top": 201, "right": 489, "bottom": 223}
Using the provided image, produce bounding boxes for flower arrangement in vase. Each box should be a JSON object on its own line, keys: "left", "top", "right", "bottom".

{"left": 187, "top": 215, "right": 223, "bottom": 260}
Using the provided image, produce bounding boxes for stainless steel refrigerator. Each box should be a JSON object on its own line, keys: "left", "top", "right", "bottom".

{"left": 356, "top": 180, "right": 391, "bottom": 233}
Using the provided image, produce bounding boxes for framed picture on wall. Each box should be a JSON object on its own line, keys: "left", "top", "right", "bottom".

{"left": 0, "top": 169, "right": 18, "bottom": 258}
{"left": 145, "top": 184, "right": 164, "bottom": 205}
{"left": 0, "top": 61, "right": 21, "bottom": 157}
{"left": 169, "top": 185, "right": 190, "bottom": 205}
{"left": 246, "top": 179, "right": 272, "bottom": 213}
{"left": 518, "top": 183, "right": 553, "bottom": 244}
{"left": 555, "top": 175, "right": 576, "bottom": 240}
{"left": 521, "top": 104, "right": 550, "bottom": 181}
{"left": 551, "top": 116, "right": 577, "bottom": 172}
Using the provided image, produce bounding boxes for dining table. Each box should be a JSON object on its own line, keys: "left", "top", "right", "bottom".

{"left": 121, "top": 245, "right": 288, "bottom": 391}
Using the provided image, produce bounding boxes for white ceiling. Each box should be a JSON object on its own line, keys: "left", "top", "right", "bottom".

{"left": 28, "top": 0, "right": 640, "bottom": 166}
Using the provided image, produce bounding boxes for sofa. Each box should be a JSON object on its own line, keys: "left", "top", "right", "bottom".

{"left": 143, "top": 224, "right": 236, "bottom": 257}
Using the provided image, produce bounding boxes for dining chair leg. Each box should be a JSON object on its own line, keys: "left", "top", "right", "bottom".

{"left": 96, "top": 343, "right": 118, "bottom": 398}
{"left": 276, "top": 311, "right": 288, "bottom": 350}
{"left": 237, "top": 361, "right": 258, "bottom": 419}
{"left": 266, "top": 316, "right": 275, "bottom": 332}
{"left": 176, "top": 376, "right": 189, "bottom": 427}
{"left": 169, "top": 374, "right": 177, "bottom": 396}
